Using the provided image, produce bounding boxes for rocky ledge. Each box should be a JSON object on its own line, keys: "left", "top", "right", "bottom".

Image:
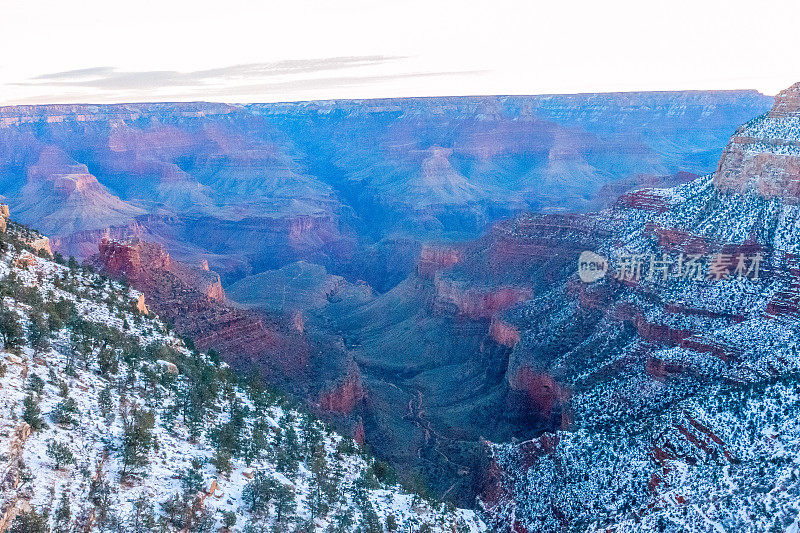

{"left": 714, "top": 82, "right": 800, "bottom": 202}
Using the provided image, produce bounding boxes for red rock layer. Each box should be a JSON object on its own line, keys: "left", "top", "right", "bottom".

{"left": 416, "top": 245, "right": 461, "bottom": 277}
{"left": 615, "top": 189, "right": 669, "bottom": 213}
{"left": 489, "top": 318, "right": 521, "bottom": 347}
{"left": 508, "top": 366, "right": 570, "bottom": 419}
{"left": 769, "top": 82, "right": 800, "bottom": 118}
{"left": 434, "top": 278, "right": 532, "bottom": 319}
{"left": 318, "top": 371, "right": 365, "bottom": 415}
{"left": 714, "top": 83, "right": 800, "bottom": 202}
{"left": 95, "top": 238, "right": 312, "bottom": 381}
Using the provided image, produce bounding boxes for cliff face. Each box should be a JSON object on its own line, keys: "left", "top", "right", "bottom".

{"left": 0, "top": 91, "right": 772, "bottom": 291}
{"left": 476, "top": 83, "right": 800, "bottom": 532}
{"left": 97, "top": 237, "right": 226, "bottom": 301}
{"left": 714, "top": 82, "right": 800, "bottom": 202}
{"left": 94, "top": 237, "right": 362, "bottom": 439}
{"left": 769, "top": 82, "right": 800, "bottom": 117}
{"left": 13, "top": 146, "right": 144, "bottom": 236}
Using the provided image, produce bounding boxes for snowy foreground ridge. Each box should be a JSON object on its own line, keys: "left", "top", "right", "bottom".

{"left": 0, "top": 219, "right": 486, "bottom": 532}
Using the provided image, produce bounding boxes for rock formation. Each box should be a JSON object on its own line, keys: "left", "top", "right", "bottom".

{"left": 476, "top": 82, "right": 800, "bottom": 532}
{"left": 94, "top": 237, "right": 361, "bottom": 436}
{"left": 769, "top": 82, "right": 800, "bottom": 118}
{"left": 714, "top": 82, "right": 800, "bottom": 202}
{"left": 98, "top": 237, "right": 224, "bottom": 301}
{"left": 0, "top": 204, "right": 8, "bottom": 233}
{"left": 12, "top": 147, "right": 144, "bottom": 236}
{"left": 0, "top": 92, "right": 772, "bottom": 289}
{"left": 0, "top": 90, "right": 779, "bottom": 512}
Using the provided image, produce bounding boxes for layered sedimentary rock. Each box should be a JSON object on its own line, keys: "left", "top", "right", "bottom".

{"left": 94, "top": 237, "right": 363, "bottom": 439}
{"left": 478, "top": 83, "right": 800, "bottom": 532}
{"left": 433, "top": 279, "right": 532, "bottom": 319}
{"left": 0, "top": 91, "right": 772, "bottom": 290}
{"left": 317, "top": 370, "right": 365, "bottom": 415}
{"left": 416, "top": 245, "right": 461, "bottom": 277}
{"left": 96, "top": 239, "right": 296, "bottom": 377}
{"left": 98, "top": 237, "right": 224, "bottom": 301}
{"left": 0, "top": 90, "right": 778, "bottom": 512}
{"left": 12, "top": 147, "right": 144, "bottom": 236}
{"left": 714, "top": 82, "right": 800, "bottom": 202}
{"left": 769, "top": 82, "right": 800, "bottom": 118}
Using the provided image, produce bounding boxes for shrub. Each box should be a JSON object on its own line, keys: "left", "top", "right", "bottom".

{"left": 52, "top": 397, "right": 79, "bottom": 426}
{"left": 9, "top": 508, "right": 49, "bottom": 533}
{"left": 22, "top": 394, "right": 43, "bottom": 430}
{"left": 0, "top": 308, "right": 24, "bottom": 349}
{"left": 46, "top": 440, "right": 76, "bottom": 469}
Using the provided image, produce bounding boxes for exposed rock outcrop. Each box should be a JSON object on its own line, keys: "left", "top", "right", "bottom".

{"left": 434, "top": 279, "right": 532, "bottom": 319}
{"left": 318, "top": 371, "right": 365, "bottom": 415}
{"left": 769, "top": 82, "right": 800, "bottom": 118}
{"left": 0, "top": 422, "right": 32, "bottom": 532}
{"left": 0, "top": 204, "right": 8, "bottom": 233}
{"left": 94, "top": 237, "right": 356, "bottom": 419}
{"left": 417, "top": 245, "right": 461, "bottom": 277}
{"left": 0, "top": 92, "right": 773, "bottom": 288}
{"left": 98, "top": 237, "right": 224, "bottom": 301}
{"left": 714, "top": 83, "right": 800, "bottom": 202}
{"left": 12, "top": 147, "right": 144, "bottom": 236}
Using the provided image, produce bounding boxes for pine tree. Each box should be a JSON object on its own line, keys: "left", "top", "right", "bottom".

{"left": 273, "top": 482, "right": 296, "bottom": 525}
{"left": 22, "top": 394, "right": 43, "bottom": 430}
{"left": 211, "top": 450, "right": 233, "bottom": 477}
{"left": 53, "top": 491, "right": 71, "bottom": 533}
{"left": 0, "top": 307, "right": 23, "bottom": 349}
{"left": 181, "top": 458, "right": 206, "bottom": 496}
{"left": 329, "top": 508, "right": 355, "bottom": 533}
{"left": 9, "top": 508, "right": 49, "bottom": 533}
{"left": 360, "top": 500, "right": 382, "bottom": 533}
{"left": 98, "top": 385, "right": 114, "bottom": 423}
{"left": 309, "top": 443, "right": 333, "bottom": 518}
{"left": 242, "top": 471, "right": 277, "bottom": 515}
{"left": 46, "top": 440, "right": 75, "bottom": 469}
{"left": 27, "top": 310, "right": 50, "bottom": 351}
{"left": 220, "top": 510, "right": 236, "bottom": 530}
{"left": 120, "top": 406, "right": 155, "bottom": 477}
{"left": 97, "top": 346, "right": 118, "bottom": 376}
{"left": 27, "top": 373, "right": 45, "bottom": 394}
{"left": 129, "top": 493, "right": 157, "bottom": 533}
{"left": 52, "top": 397, "right": 79, "bottom": 426}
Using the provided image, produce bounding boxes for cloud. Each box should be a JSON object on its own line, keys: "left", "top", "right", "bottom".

{"left": 211, "top": 70, "right": 488, "bottom": 98}
{"left": 22, "top": 56, "right": 412, "bottom": 91}
{"left": 8, "top": 56, "right": 487, "bottom": 104}
{"left": 34, "top": 66, "right": 117, "bottom": 80}
{"left": 2, "top": 68, "right": 487, "bottom": 106}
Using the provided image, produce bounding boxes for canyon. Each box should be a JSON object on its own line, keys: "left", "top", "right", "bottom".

{"left": 0, "top": 89, "right": 781, "bottom": 512}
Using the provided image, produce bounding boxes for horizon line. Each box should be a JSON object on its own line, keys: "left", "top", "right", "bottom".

{"left": 0, "top": 86, "right": 777, "bottom": 110}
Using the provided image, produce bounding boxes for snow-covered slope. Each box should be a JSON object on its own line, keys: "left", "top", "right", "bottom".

{"left": 0, "top": 217, "right": 485, "bottom": 532}
{"left": 477, "top": 84, "right": 800, "bottom": 532}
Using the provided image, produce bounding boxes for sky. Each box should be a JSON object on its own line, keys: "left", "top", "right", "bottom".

{"left": 2, "top": 0, "right": 800, "bottom": 106}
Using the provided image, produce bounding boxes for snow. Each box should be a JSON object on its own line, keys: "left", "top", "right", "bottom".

{"left": 0, "top": 223, "right": 486, "bottom": 532}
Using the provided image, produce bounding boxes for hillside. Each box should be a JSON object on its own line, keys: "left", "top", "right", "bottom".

{"left": 473, "top": 83, "right": 800, "bottom": 531}
{"left": 0, "top": 213, "right": 485, "bottom": 532}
